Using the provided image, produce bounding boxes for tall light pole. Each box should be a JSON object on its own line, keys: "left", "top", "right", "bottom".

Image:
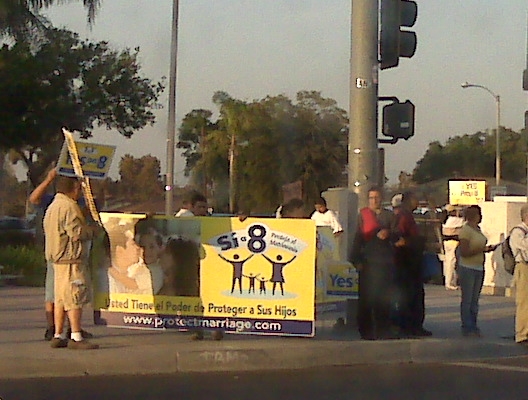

{"left": 165, "top": 0, "right": 179, "bottom": 215}
{"left": 461, "top": 82, "right": 501, "bottom": 186}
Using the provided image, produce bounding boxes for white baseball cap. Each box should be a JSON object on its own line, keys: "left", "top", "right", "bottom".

{"left": 391, "top": 194, "right": 403, "bottom": 208}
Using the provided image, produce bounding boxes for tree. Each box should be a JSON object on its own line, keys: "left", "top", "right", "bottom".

{"left": 118, "top": 154, "right": 163, "bottom": 202}
{"left": 0, "top": 27, "right": 164, "bottom": 187}
{"left": 177, "top": 108, "right": 216, "bottom": 196}
{"left": 413, "top": 128, "right": 527, "bottom": 184}
{"left": 0, "top": 0, "right": 100, "bottom": 42}
{"left": 293, "top": 91, "right": 348, "bottom": 201}
{"left": 178, "top": 91, "right": 348, "bottom": 213}
{"left": 212, "top": 91, "right": 251, "bottom": 213}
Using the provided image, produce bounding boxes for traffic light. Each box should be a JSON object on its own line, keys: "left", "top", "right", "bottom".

{"left": 380, "top": 0, "right": 418, "bottom": 70}
{"left": 382, "top": 100, "right": 415, "bottom": 140}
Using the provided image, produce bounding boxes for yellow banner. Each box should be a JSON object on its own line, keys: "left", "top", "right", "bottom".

{"left": 91, "top": 213, "right": 316, "bottom": 336}
{"left": 316, "top": 227, "right": 358, "bottom": 301}
{"left": 201, "top": 217, "right": 316, "bottom": 322}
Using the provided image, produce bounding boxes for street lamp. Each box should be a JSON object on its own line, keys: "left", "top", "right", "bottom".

{"left": 461, "top": 82, "right": 501, "bottom": 186}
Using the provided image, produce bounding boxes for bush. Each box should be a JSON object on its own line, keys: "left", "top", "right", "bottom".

{"left": 0, "top": 245, "right": 46, "bottom": 286}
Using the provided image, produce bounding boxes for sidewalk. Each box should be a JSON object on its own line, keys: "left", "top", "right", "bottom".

{"left": 1, "top": 284, "right": 526, "bottom": 379}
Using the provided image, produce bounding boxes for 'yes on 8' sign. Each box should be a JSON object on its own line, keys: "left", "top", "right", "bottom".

{"left": 66, "top": 153, "right": 109, "bottom": 169}
{"left": 57, "top": 141, "right": 116, "bottom": 180}
{"left": 216, "top": 224, "right": 267, "bottom": 254}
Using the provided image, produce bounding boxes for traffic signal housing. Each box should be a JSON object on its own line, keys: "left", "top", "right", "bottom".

{"left": 380, "top": 0, "right": 418, "bottom": 70}
{"left": 382, "top": 100, "right": 415, "bottom": 140}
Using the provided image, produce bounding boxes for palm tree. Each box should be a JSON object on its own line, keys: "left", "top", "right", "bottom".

{"left": 0, "top": 0, "right": 101, "bottom": 42}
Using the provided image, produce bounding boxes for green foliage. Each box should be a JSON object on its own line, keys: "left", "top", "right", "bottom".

{"left": 0, "top": 1, "right": 100, "bottom": 43}
{"left": 0, "top": 27, "right": 164, "bottom": 188}
{"left": 118, "top": 154, "right": 163, "bottom": 202}
{"left": 413, "top": 128, "right": 528, "bottom": 184}
{"left": 0, "top": 245, "right": 46, "bottom": 286}
{"left": 177, "top": 109, "right": 215, "bottom": 177}
{"left": 177, "top": 91, "right": 348, "bottom": 213}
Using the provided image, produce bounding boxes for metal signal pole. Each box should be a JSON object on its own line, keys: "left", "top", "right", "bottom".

{"left": 349, "top": 0, "right": 379, "bottom": 208}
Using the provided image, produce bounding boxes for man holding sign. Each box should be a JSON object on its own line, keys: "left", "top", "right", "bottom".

{"left": 43, "top": 176, "right": 101, "bottom": 349}
{"left": 29, "top": 165, "right": 94, "bottom": 342}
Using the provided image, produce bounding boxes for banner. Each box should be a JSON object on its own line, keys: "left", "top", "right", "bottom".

{"left": 315, "top": 227, "right": 357, "bottom": 313}
{"left": 92, "top": 214, "right": 316, "bottom": 337}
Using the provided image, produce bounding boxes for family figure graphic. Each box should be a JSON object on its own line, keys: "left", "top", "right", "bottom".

{"left": 218, "top": 253, "right": 297, "bottom": 296}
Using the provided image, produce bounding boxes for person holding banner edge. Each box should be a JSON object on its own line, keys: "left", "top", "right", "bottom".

{"left": 43, "top": 176, "right": 101, "bottom": 349}
{"left": 175, "top": 192, "right": 224, "bottom": 341}
{"left": 29, "top": 166, "right": 94, "bottom": 342}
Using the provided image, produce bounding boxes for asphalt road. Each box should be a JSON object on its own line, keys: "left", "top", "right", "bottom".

{"left": 2, "top": 356, "right": 528, "bottom": 400}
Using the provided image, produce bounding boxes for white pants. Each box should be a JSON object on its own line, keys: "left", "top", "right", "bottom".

{"left": 443, "top": 240, "right": 459, "bottom": 289}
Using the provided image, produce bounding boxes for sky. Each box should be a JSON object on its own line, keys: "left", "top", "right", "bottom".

{"left": 25, "top": 0, "right": 528, "bottom": 186}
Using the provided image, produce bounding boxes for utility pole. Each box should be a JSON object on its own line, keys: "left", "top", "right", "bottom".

{"left": 349, "top": 0, "right": 379, "bottom": 208}
{"left": 524, "top": 14, "right": 528, "bottom": 196}
{"left": 165, "top": 0, "right": 179, "bottom": 215}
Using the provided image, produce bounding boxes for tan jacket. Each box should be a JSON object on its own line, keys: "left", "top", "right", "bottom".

{"left": 43, "top": 193, "right": 93, "bottom": 264}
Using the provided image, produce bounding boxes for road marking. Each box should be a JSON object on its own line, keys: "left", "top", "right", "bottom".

{"left": 450, "top": 362, "right": 528, "bottom": 373}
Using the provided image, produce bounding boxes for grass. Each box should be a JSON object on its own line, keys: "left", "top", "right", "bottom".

{"left": 0, "top": 245, "right": 46, "bottom": 286}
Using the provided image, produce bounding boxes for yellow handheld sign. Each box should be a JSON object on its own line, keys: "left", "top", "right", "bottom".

{"left": 448, "top": 180, "right": 486, "bottom": 205}
{"left": 57, "top": 137, "right": 116, "bottom": 180}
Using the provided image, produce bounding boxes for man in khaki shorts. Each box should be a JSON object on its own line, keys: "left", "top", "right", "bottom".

{"left": 43, "top": 176, "right": 99, "bottom": 350}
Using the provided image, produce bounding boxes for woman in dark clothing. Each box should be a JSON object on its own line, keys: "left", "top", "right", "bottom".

{"left": 350, "top": 187, "right": 397, "bottom": 340}
{"left": 393, "top": 191, "right": 432, "bottom": 337}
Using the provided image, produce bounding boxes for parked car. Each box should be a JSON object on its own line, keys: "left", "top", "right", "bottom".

{"left": 0, "top": 217, "right": 36, "bottom": 247}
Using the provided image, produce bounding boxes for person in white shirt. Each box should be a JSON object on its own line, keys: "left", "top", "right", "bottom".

{"left": 175, "top": 192, "right": 209, "bottom": 217}
{"left": 175, "top": 196, "right": 193, "bottom": 217}
{"left": 310, "top": 197, "right": 343, "bottom": 236}
{"left": 442, "top": 204, "right": 465, "bottom": 290}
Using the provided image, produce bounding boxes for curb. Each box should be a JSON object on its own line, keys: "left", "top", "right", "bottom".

{"left": 1, "top": 336, "right": 527, "bottom": 379}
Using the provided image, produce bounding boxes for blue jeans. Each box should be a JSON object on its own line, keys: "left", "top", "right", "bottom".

{"left": 458, "top": 265, "right": 484, "bottom": 334}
